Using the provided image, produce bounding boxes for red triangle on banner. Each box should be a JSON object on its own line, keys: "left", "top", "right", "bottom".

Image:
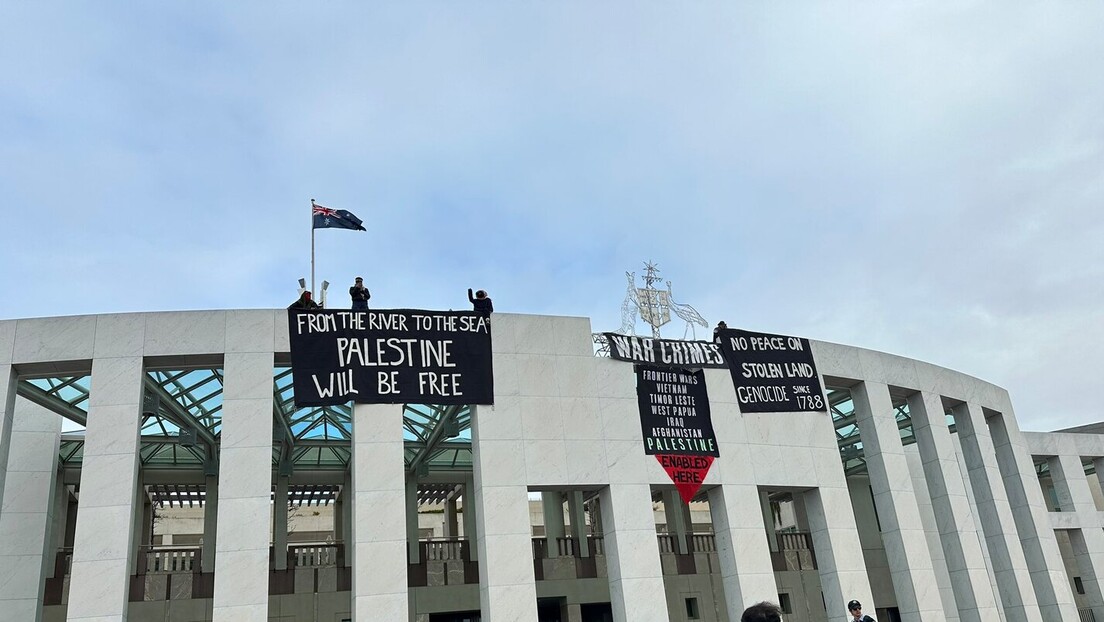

{"left": 655, "top": 454, "right": 715, "bottom": 504}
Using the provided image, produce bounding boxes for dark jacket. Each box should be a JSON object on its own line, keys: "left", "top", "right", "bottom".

{"left": 468, "top": 288, "right": 493, "bottom": 318}
{"left": 289, "top": 294, "right": 320, "bottom": 310}
{"left": 349, "top": 285, "right": 371, "bottom": 302}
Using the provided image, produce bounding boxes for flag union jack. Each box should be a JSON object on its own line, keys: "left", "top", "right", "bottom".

{"left": 311, "top": 203, "right": 366, "bottom": 231}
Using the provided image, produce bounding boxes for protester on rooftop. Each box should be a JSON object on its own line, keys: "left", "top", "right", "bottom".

{"left": 468, "top": 288, "right": 493, "bottom": 318}
{"left": 289, "top": 291, "right": 320, "bottom": 310}
{"left": 349, "top": 277, "right": 370, "bottom": 310}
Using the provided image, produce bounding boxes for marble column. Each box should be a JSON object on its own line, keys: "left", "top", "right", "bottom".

{"left": 351, "top": 403, "right": 408, "bottom": 622}
{"left": 462, "top": 478, "right": 477, "bottom": 560}
{"left": 952, "top": 402, "right": 1042, "bottom": 622}
{"left": 599, "top": 484, "right": 668, "bottom": 622}
{"left": 202, "top": 476, "right": 218, "bottom": 573}
{"left": 988, "top": 413, "right": 1078, "bottom": 621}
{"left": 0, "top": 365, "right": 16, "bottom": 509}
{"left": 760, "top": 491, "right": 779, "bottom": 553}
{"left": 470, "top": 404, "right": 539, "bottom": 621}
{"left": 67, "top": 356, "right": 143, "bottom": 622}
{"left": 131, "top": 485, "right": 150, "bottom": 571}
{"left": 406, "top": 479, "right": 420, "bottom": 562}
{"left": 273, "top": 475, "right": 289, "bottom": 571}
{"left": 851, "top": 382, "right": 944, "bottom": 621}
{"left": 542, "top": 492, "right": 565, "bottom": 557}
{"left": 907, "top": 391, "right": 1000, "bottom": 622}
{"left": 803, "top": 486, "right": 875, "bottom": 618}
{"left": 0, "top": 399, "right": 62, "bottom": 622}
{"left": 212, "top": 352, "right": 275, "bottom": 622}
{"left": 333, "top": 491, "right": 344, "bottom": 547}
{"left": 1048, "top": 454, "right": 1104, "bottom": 619}
{"left": 708, "top": 484, "right": 778, "bottom": 615}
{"left": 662, "top": 490, "right": 690, "bottom": 555}
{"left": 568, "top": 491, "right": 590, "bottom": 557}
{"left": 444, "top": 495, "right": 459, "bottom": 539}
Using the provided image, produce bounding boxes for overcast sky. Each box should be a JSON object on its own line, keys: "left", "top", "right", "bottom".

{"left": 2, "top": 3, "right": 1101, "bottom": 432}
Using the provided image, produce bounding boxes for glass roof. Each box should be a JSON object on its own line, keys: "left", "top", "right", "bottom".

{"left": 829, "top": 388, "right": 958, "bottom": 476}
{"left": 25, "top": 367, "right": 474, "bottom": 473}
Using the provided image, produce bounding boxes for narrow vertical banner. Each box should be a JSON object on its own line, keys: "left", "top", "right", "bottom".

{"left": 635, "top": 365, "right": 719, "bottom": 503}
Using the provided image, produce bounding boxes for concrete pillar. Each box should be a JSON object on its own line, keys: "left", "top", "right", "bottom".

{"left": 851, "top": 382, "right": 945, "bottom": 621}
{"left": 952, "top": 402, "right": 1042, "bottom": 622}
{"left": 663, "top": 490, "right": 690, "bottom": 555}
{"left": 907, "top": 391, "right": 1000, "bottom": 622}
{"left": 988, "top": 413, "right": 1079, "bottom": 621}
{"left": 212, "top": 352, "right": 275, "bottom": 622}
{"left": 350, "top": 403, "right": 408, "bottom": 622}
{"left": 1049, "top": 454, "right": 1104, "bottom": 619}
{"left": 202, "top": 476, "right": 218, "bottom": 573}
{"left": 542, "top": 491, "right": 565, "bottom": 557}
{"left": 273, "top": 475, "right": 289, "bottom": 570}
{"left": 709, "top": 484, "right": 778, "bottom": 614}
{"left": 462, "top": 477, "right": 478, "bottom": 560}
{"left": 803, "top": 485, "right": 875, "bottom": 619}
{"left": 444, "top": 495, "right": 459, "bottom": 539}
{"left": 46, "top": 476, "right": 70, "bottom": 578}
{"left": 0, "top": 399, "right": 62, "bottom": 622}
{"left": 406, "top": 478, "right": 420, "bottom": 562}
{"left": 470, "top": 404, "right": 539, "bottom": 621}
{"left": 131, "top": 485, "right": 150, "bottom": 572}
{"left": 760, "top": 491, "right": 779, "bottom": 553}
{"left": 333, "top": 491, "right": 344, "bottom": 545}
{"left": 0, "top": 365, "right": 16, "bottom": 508}
{"left": 568, "top": 491, "right": 590, "bottom": 557}
{"left": 67, "top": 355, "right": 143, "bottom": 622}
{"left": 342, "top": 471, "right": 353, "bottom": 547}
{"left": 599, "top": 484, "right": 668, "bottom": 622}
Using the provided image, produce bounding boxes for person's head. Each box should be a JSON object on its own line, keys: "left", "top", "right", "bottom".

{"left": 717, "top": 321, "right": 727, "bottom": 329}
{"left": 848, "top": 600, "right": 863, "bottom": 618}
{"left": 302, "top": 291, "right": 312, "bottom": 300}
{"left": 475, "top": 290, "right": 487, "bottom": 299}
{"left": 355, "top": 277, "right": 363, "bottom": 286}
{"left": 741, "top": 601, "right": 782, "bottom": 622}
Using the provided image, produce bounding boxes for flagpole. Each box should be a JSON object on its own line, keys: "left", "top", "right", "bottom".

{"left": 310, "top": 198, "right": 316, "bottom": 297}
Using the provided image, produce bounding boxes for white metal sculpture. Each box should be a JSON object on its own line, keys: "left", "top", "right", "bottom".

{"left": 593, "top": 262, "right": 708, "bottom": 354}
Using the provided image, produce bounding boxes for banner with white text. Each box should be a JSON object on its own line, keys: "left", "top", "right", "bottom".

{"left": 716, "top": 328, "right": 827, "bottom": 413}
{"left": 635, "top": 364, "right": 718, "bottom": 503}
{"left": 604, "top": 333, "right": 727, "bottom": 368}
{"left": 288, "top": 309, "right": 493, "bottom": 407}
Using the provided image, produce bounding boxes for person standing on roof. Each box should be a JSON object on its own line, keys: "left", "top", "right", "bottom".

{"left": 467, "top": 288, "right": 493, "bottom": 318}
{"left": 289, "top": 291, "right": 320, "bottom": 310}
{"left": 350, "top": 277, "right": 371, "bottom": 310}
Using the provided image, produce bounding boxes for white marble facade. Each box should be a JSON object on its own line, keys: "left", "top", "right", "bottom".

{"left": 0, "top": 310, "right": 1094, "bottom": 621}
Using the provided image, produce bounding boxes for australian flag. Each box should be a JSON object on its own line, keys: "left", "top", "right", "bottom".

{"left": 312, "top": 202, "right": 366, "bottom": 231}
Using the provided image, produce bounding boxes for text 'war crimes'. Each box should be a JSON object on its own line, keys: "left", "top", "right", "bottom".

{"left": 295, "top": 311, "right": 489, "bottom": 335}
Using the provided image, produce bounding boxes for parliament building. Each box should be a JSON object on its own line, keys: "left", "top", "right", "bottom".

{"left": 0, "top": 309, "right": 1101, "bottom": 622}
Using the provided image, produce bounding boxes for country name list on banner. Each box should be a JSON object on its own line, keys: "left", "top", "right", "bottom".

{"left": 288, "top": 309, "right": 493, "bottom": 407}
{"left": 716, "top": 328, "right": 827, "bottom": 413}
{"left": 635, "top": 364, "right": 719, "bottom": 503}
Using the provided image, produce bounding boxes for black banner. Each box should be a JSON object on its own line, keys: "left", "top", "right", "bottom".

{"left": 287, "top": 309, "right": 493, "bottom": 407}
{"left": 635, "top": 365, "right": 719, "bottom": 456}
{"left": 716, "top": 328, "right": 826, "bottom": 413}
{"left": 605, "top": 333, "right": 727, "bottom": 368}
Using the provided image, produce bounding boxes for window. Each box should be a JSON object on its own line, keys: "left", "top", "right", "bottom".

{"left": 1075, "top": 576, "right": 1086, "bottom": 595}
{"left": 778, "top": 593, "right": 793, "bottom": 614}
{"left": 685, "top": 597, "right": 700, "bottom": 620}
